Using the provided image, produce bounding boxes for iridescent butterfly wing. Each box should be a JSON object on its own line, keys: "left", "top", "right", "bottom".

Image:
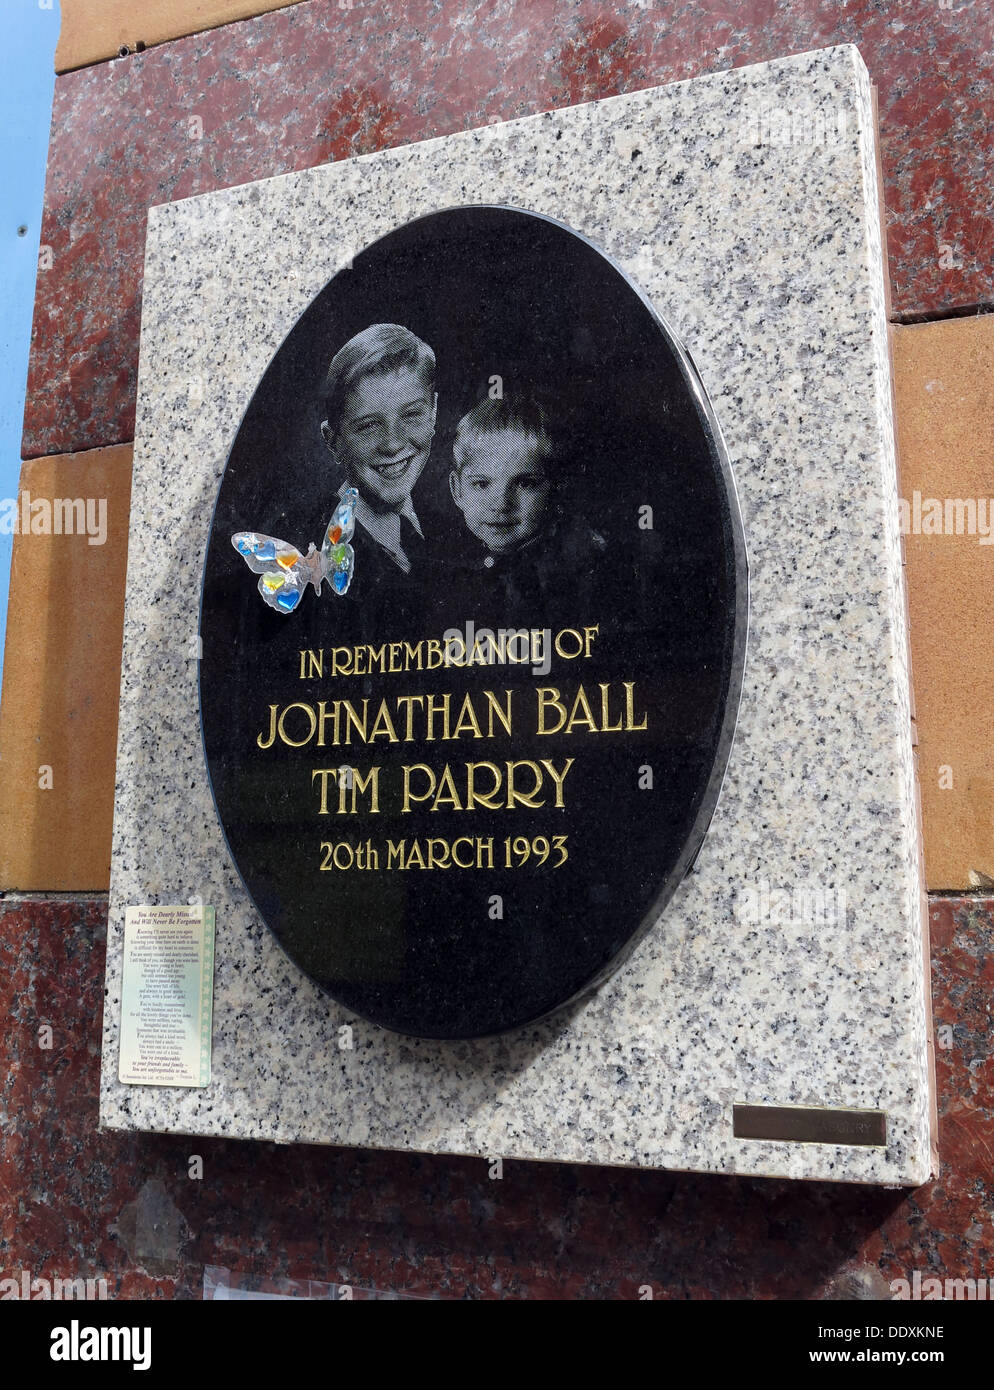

{"left": 229, "top": 532, "right": 318, "bottom": 613}
{"left": 320, "top": 487, "right": 359, "bottom": 596}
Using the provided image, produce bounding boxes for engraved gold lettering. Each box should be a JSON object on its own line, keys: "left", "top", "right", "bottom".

{"left": 330, "top": 645, "right": 353, "bottom": 676}
{"left": 368, "top": 700, "right": 399, "bottom": 743}
{"left": 536, "top": 687, "right": 566, "bottom": 735}
{"left": 505, "top": 759, "right": 545, "bottom": 808}
{"left": 348, "top": 766, "right": 380, "bottom": 814}
{"left": 278, "top": 702, "right": 317, "bottom": 747}
{"left": 311, "top": 767, "right": 337, "bottom": 815}
{"left": 257, "top": 704, "right": 279, "bottom": 749}
{"left": 451, "top": 836, "right": 475, "bottom": 868}
{"left": 625, "top": 681, "right": 648, "bottom": 731}
{"left": 598, "top": 683, "right": 623, "bottom": 732}
{"left": 466, "top": 760, "right": 503, "bottom": 810}
{"left": 341, "top": 699, "right": 368, "bottom": 744}
{"left": 425, "top": 693, "right": 451, "bottom": 741}
{"left": 316, "top": 700, "right": 338, "bottom": 747}
{"left": 403, "top": 764, "right": 436, "bottom": 812}
{"left": 427, "top": 838, "right": 451, "bottom": 869}
{"left": 541, "top": 758, "right": 574, "bottom": 808}
{"left": 554, "top": 627, "right": 584, "bottom": 659}
{"left": 565, "top": 685, "right": 598, "bottom": 734}
{"left": 485, "top": 690, "right": 513, "bottom": 737}
{"left": 452, "top": 693, "right": 483, "bottom": 740}
{"left": 431, "top": 763, "right": 463, "bottom": 811}
{"left": 395, "top": 695, "right": 425, "bottom": 741}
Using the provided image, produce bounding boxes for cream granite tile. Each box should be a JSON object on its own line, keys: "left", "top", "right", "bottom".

{"left": 100, "top": 45, "right": 932, "bottom": 1183}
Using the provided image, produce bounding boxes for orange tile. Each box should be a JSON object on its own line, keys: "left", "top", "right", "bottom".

{"left": 0, "top": 446, "right": 132, "bottom": 890}
{"left": 893, "top": 316, "right": 994, "bottom": 891}
{"left": 56, "top": 0, "right": 307, "bottom": 72}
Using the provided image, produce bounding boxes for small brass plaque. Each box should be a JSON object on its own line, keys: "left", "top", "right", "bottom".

{"left": 733, "top": 1104, "right": 887, "bottom": 1147}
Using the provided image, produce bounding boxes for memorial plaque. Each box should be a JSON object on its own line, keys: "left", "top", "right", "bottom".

{"left": 199, "top": 207, "right": 747, "bottom": 1038}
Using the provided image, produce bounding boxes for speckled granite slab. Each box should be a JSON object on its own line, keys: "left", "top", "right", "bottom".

{"left": 101, "top": 45, "right": 935, "bottom": 1183}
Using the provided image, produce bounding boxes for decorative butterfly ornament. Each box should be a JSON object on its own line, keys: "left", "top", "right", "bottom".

{"left": 231, "top": 487, "right": 359, "bottom": 613}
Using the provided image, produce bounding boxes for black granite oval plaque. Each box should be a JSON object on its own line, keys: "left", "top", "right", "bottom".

{"left": 199, "top": 205, "right": 747, "bottom": 1039}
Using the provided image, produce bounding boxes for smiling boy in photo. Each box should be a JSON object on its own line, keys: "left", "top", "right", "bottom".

{"left": 320, "top": 322, "right": 438, "bottom": 582}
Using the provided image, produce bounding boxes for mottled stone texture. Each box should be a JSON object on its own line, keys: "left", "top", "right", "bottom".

{"left": 100, "top": 48, "right": 930, "bottom": 1183}
{"left": 0, "top": 897, "right": 989, "bottom": 1298}
{"left": 24, "top": 0, "right": 994, "bottom": 458}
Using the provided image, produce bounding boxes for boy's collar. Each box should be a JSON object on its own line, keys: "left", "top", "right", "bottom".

{"left": 336, "top": 479, "right": 422, "bottom": 529}
{"left": 335, "top": 480, "right": 423, "bottom": 572}
{"left": 448, "top": 518, "right": 557, "bottom": 570}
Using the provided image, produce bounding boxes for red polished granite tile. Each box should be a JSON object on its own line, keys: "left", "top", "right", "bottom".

{"left": 23, "top": 0, "right": 993, "bottom": 458}
{"left": 0, "top": 894, "right": 991, "bottom": 1299}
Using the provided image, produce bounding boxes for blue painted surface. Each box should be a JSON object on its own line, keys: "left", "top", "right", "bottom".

{"left": 0, "top": 2, "right": 60, "bottom": 693}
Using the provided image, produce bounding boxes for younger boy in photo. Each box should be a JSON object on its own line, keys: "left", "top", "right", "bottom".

{"left": 449, "top": 397, "right": 555, "bottom": 559}
{"left": 442, "top": 396, "right": 606, "bottom": 625}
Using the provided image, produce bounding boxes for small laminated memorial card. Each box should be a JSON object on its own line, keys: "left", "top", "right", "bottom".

{"left": 118, "top": 905, "right": 215, "bottom": 1086}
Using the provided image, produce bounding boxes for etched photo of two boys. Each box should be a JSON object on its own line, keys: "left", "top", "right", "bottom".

{"left": 318, "top": 321, "right": 607, "bottom": 626}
